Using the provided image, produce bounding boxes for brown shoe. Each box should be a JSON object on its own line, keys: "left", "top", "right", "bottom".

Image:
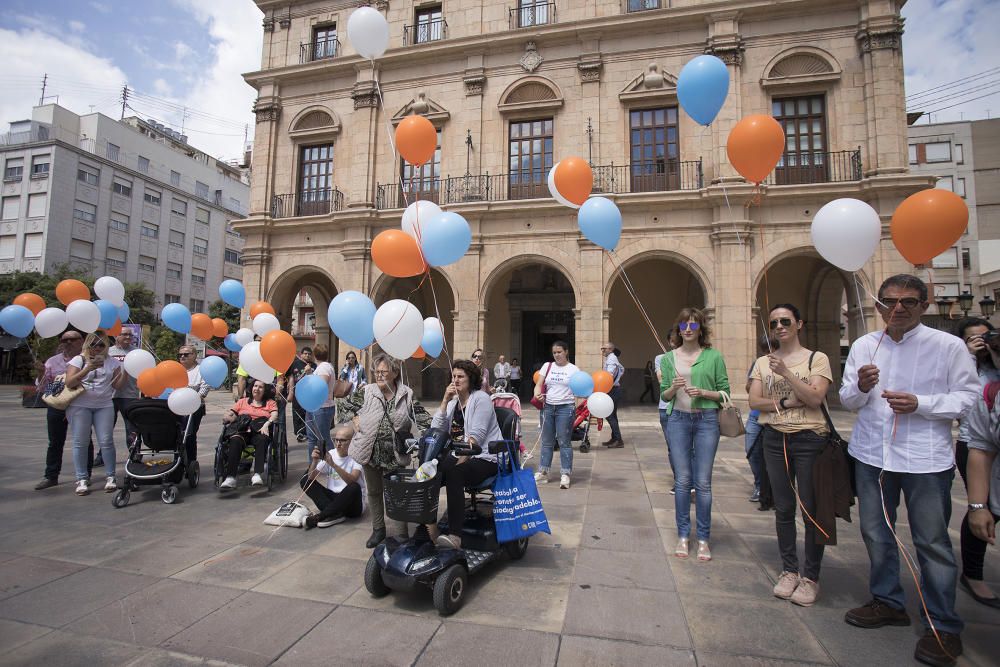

{"left": 844, "top": 598, "right": 911, "bottom": 628}
{"left": 914, "top": 630, "right": 962, "bottom": 667}
{"left": 604, "top": 439, "right": 624, "bottom": 449}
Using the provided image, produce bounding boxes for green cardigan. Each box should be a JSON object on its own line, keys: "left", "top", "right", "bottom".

{"left": 658, "top": 348, "right": 731, "bottom": 415}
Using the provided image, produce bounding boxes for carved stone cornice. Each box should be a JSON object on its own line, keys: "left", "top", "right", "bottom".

{"left": 352, "top": 81, "right": 379, "bottom": 109}
{"left": 705, "top": 36, "right": 745, "bottom": 67}
{"left": 252, "top": 97, "right": 281, "bottom": 124}
{"left": 262, "top": 18, "right": 275, "bottom": 32}
{"left": 578, "top": 54, "right": 603, "bottom": 83}
{"left": 856, "top": 17, "right": 904, "bottom": 54}
{"left": 463, "top": 68, "right": 486, "bottom": 97}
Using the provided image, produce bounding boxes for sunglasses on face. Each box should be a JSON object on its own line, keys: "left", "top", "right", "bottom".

{"left": 178, "top": 352, "right": 194, "bottom": 357}
{"left": 678, "top": 322, "right": 700, "bottom": 332}
{"left": 769, "top": 318, "right": 794, "bottom": 329}
{"left": 60, "top": 336, "right": 81, "bottom": 343}
{"left": 879, "top": 297, "right": 922, "bottom": 310}
{"left": 471, "top": 354, "right": 482, "bottom": 359}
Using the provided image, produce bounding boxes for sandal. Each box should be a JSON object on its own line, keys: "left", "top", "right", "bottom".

{"left": 674, "top": 537, "right": 689, "bottom": 559}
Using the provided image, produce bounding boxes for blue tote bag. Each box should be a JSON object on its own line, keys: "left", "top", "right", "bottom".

{"left": 493, "top": 441, "right": 550, "bottom": 542}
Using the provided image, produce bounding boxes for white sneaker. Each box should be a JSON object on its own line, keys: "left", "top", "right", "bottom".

{"left": 220, "top": 476, "right": 237, "bottom": 490}
{"left": 250, "top": 473, "right": 264, "bottom": 487}
{"left": 104, "top": 476, "right": 117, "bottom": 492}
{"left": 75, "top": 479, "right": 89, "bottom": 496}
{"left": 534, "top": 470, "right": 549, "bottom": 484}
{"left": 560, "top": 474, "right": 571, "bottom": 489}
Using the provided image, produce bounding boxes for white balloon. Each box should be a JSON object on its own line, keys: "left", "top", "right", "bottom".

{"left": 401, "top": 200, "right": 443, "bottom": 239}
{"left": 347, "top": 6, "right": 390, "bottom": 60}
{"left": 587, "top": 392, "right": 614, "bottom": 419}
{"left": 234, "top": 327, "right": 255, "bottom": 347}
{"left": 239, "top": 342, "right": 276, "bottom": 383}
{"left": 167, "top": 387, "right": 202, "bottom": 416}
{"left": 66, "top": 299, "right": 101, "bottom": 333}
{"left": 252, "top": 313, "right": 280, "bottom": 336}
{"left": 548, "top": 164, "right": 581, "bottom": 210}
{"left": 811, "top": 198, "right": 881, "bottom": 272}
{"left": 373, "top": 299, "right": 423, "bottom": 360}
{"left": 123, "top": 349, "right": 156, "bottom": 379}
{"left": 34, "top": 307, "right": 68, "bottom": 338}
{"left": 94, "top": 276, "right": 125, "bottom": 306}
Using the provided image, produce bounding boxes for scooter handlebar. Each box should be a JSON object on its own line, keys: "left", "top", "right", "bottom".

{"left": 450, "top": 441, "right": 482, "bottom": 456}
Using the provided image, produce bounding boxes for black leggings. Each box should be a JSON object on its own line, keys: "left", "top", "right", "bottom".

{"left": 438, "top": 455, "right": 497, "bottom": 535}
{"left": 300, "top": 475, "right": 364, "bottom": 521}
{"left": 956, "top": 441, "right": 1000, "bottom": 581}
{"left": 226, "top": 432, "right": 269, "bottom": 476}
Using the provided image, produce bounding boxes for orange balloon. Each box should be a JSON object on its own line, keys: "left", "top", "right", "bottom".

{"left": 411, "top": 346, "right": 426, "bottom": 360}
{"left": 137, "top": 368, "right": 165, "bottom": 398}
{"left": 249, "top": 301, "right": 276, "bottom": 319}
{"left": 104, "top": 320, "right": 122, "bottom": 337}
{"left": 395, "top": 114, "right": 437, "bottom": 167}
{"left": 212, "top": 318, "right": 229, "bottom": 339}
{"left": 260, "top": 330, "right": 296, "bottom": 372}
{"left": 553, "top": 157, "right": 593, "bottom": 206}
{"left": 372, "top": 229, "right": 427, "bottom": 278}
{"left": 190, "top": 313, "right": 214, "bottom": 341}
{"left": 157, "top": 360, "right": 189, "bottom": 390}
{"left": 55, "top": 279, "right": 90, "bottom": 306}
{"left": 13, "top": 293, "right": 46, "bottom": 316}
{"left": 726, "top": 115, "right": 785, "bottom": 184}
{"left": 592, "top": 370, "right": 614, "bottom": 394}
{"left": 891, "top": 189, "right": 968, "bottom": 266}
{"left": 533, "top": 370, "right": 541, "bottom": 384}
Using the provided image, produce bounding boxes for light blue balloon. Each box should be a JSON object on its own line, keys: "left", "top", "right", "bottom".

{"left": 568, "top": 370, "right": 595, "bottom": 398}
{"left": 94, "top": 300, "right": 118, "bottom": 330}
{"left": 117, "top": 302, "right": 130, "bottom": 322}
{"left": 223, "top": 334, "right": 243, "bottom": 352}
{"left": 420, "top": 212, "right": 472, "bottom": 267}
{"left": 577, "top": 197, "right": 622, "bottom": 251}
{"left": 199, "top": 356, "right": 228, "bottom": 388}
{"left": 219, "top": 279, "right": 245, "bottom": 309}
{"left": 161, "top": 303, "right": 192, "bottom": 334}
{"left": 421, "top": 326, "right": 443, "bottom": 358}
{"left": 328, "top": 291, "right": 376, "bottom": 349}
{"left": 0, "top": 305, "right": 35, "bottom": 339}
{"left": 677, "top": 54, "right": 730, "bottom": 126}
{"left": 158, "top": 388, "right": 173, "bottom": 400}
{"left": 295, "top": 375, "right": 328, "bottom": 412}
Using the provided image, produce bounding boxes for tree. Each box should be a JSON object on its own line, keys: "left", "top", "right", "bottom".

{"left": 209, "top": 299, "right": 241, "bottom": 335}
{"left": 149, "top": 326, "right": 180, "bottom": 362}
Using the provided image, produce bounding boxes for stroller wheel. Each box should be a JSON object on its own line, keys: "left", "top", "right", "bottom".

{"left": 187, "top": 461, "right": 200, "bottom": 489}
{"left": 161, "top": 485, "right": 178, "bottom": 504}
{"left": 111, "top": 488, "right": 130, "bottom": 508}
{"left": 580, "top": 439, "right": 590, "bottom": 454}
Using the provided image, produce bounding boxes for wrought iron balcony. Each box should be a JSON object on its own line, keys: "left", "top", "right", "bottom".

{"left": 271, "top": 189, "right": 344, "bottom": 218}
{"left": 762, "top": 149, "right": 862, "bottom": 186}
{"left": 591, "top": 160, "right": 703, "bottom": 194}
{"left": 299, "top": 38, "right": 339, "bottom": 63}
{"left": 404, "top": 18, "right": 447, "bottom": 45}
{"left": 510, "top": 2, "right": 556, "bottom": 29}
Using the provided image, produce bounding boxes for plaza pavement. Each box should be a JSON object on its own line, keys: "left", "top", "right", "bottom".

{"left": 0, "top": 388, "right": 996, "bottom": 666}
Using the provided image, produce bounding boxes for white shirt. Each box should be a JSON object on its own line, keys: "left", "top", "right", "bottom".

{"left": 493, "top": 362, "right": 511, "bottom": 380}
{"left": 541, "top": 361, "right": 578, "bottom": 405}
{"left": 314, "top": 361, "right": 336, "bottom": 408}
{"left": 604, "top": 352, "right": 624, "bottom": 386}
{"left": 839, "top": 324, "right": 979, "bottom": 473}
{"left": 186, "top": 366, "right": 211, "bottom": 398}
{"left": 316, "top": 452, "right": 366, "bottom": 507}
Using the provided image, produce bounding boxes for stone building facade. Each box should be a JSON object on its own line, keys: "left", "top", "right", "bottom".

{"left": 239, "top": 0, "right": 929, "bottom": 400}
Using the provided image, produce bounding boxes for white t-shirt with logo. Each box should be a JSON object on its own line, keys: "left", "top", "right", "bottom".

{"left": 67, "top": 355, "right": 122, "bottom": 409}
{"left": 316, "top": 452, "right": 366, "bottom": 507}
{"left": 540, "top": 361, "right": 579, "bottom": 406}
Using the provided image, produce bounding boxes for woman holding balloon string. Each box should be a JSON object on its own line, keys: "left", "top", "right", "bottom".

{"left": 533, "top": 340, "right": 580, "bottom": 490}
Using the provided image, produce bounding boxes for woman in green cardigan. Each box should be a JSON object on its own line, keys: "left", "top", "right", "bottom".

{"left": 660, "top": 307, "right": 730, "bottom": 562}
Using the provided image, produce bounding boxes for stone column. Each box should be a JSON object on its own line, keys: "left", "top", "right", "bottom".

{"left": 856, "top": 4, "right": 906, "bottom": 175}
{"left": 578, "top": 241, "right": 605, "bottom": 372}
{"left": 577, "top": 47, "right": 603, "bottom": 165}
{"left": 349, "top": 67, "right": 380, "bottom": 208}
{"left": 710, "top": 218, "right": 753, "bottom": 401}
{"left": 250, "top": 85, "right": 281, "bottom": 217}
{"left": 706, "top": 12, "right": 745, "bottom": 183}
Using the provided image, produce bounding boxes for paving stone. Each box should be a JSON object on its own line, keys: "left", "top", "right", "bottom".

{"left": 525, "top": 521, "right": 583, "bottom": 551}
{"left": 492, "top": 543, "right": 577, "bottom": 583}
{"left": 694, "top": 651, "right": 831, "bottom": 666}
{"left": 0, "top": 567, "right": 149, "bottom": 628}
{"left": 310, "top": 523, "right": 379, "bottom": 561}
{"left": 416, "top": 620, "right": 559, "bottom": 666}
{"left": 572, "top": 548, "right": 675, "bottom": 591}
{"left": 579, "top": 524, "right": 664, "bottom": 552}
{"left": 98, "top": 537, "right": 232, "bottom": 577}
{"left": 562, "top": 584, "right": 691, "bottom": 647}
{"left": 583, "top": 503, "right": 657, "bottom": 527}
{"left": 34, "top": 525, "right": 161, "bottom": 566}
{"left": 252, "top": 553, "right": 364, "bottom": 603}
{"left": 171, "top": 545, "right": 304, "bottom": 590}
{"left": 669, "top": 557, "right": 774, "bottom": 599}
{"left": 557, "top": 635, "right": 696, "bottom": 666}
{"left": 0, "top": 618, "right": 51, "bottom": 651}
{"left": 0, "top": 556, "right": 86, "bottom": 601}
{"left": 1, "top": 629, "right": 147, "bottom": 667}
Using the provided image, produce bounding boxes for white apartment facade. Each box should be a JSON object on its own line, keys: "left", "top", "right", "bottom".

{"left": 0, "top": 103, "right": 247, "bottom": 312}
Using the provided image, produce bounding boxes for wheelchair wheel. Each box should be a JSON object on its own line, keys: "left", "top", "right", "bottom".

{"left": 280, "top": 437, "right": 288, "bottom": 481}
{"left": 265, "top": 451, "right": 274, "bottom": 492}
{"left": 213, "top": 445, "right": 224, "bottom": 488}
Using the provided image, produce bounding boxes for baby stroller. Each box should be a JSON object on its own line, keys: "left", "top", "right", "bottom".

{"left": 572, "top": 403, "right": 602, "bottom": 454}
{"left": 490, "top": 391, "right": 522, "bottom": 440}
{"left": 112, "top": 399, "right": 200, "bottom": 507}
{"left": 212, "top": 413, "right": 287, "bottom": 492}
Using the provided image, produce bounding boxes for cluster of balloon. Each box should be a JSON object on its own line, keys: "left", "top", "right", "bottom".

{"left": 548, "top": 157, "right": 592, "bottom": 208}
{"left": 890, "top": 189, "right": 968, "bottom": 266}
{"left": 0, "top": 276, "right": 132, "bottom": 342}
{"left": 544, "top": 157, "right": 624, "bottom": 252}
{"left": 726, "top": 115, "right": 785, "bottom": 184}
{"left": 526, "top": 367, "right": 617, "bottom": 419}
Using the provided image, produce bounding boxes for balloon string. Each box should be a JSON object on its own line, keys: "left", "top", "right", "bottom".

{"left": 607, "top": 249, "right": 667, "bottom": 354}
{"left": 783, "top": 433, "right": 830, "bottom": 540}
{"left": 851, "top": 272, "right": 870, "bottom": 336}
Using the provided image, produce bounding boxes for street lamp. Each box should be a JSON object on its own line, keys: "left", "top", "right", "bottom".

{"left": 980, "top": 294, "right": 996, "bottom": 319}
{"left": 935, "top": 297, "right": 954, "bottom": 319}
{"left": 958, "top": 291, "right": 974, "bottom": 317}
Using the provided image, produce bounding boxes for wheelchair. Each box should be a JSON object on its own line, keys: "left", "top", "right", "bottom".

{"left": 212, "top": 411, "right": 288, "bottom": 492}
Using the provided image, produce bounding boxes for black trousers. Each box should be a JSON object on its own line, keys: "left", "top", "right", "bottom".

{"left": 226, "top": 432, "right": 269, "bottom": 476}
{"left": 44, "top": 407, "right": 92, "bottom": 481}
{"left": 606, "top": 385, "right": 622, "bottom": 440}
{"left": 112, "top": 397, "right": 136, "bottom": 447}
{"left": 956, "top": 440, "right": 1000, "bottom": 581}
{"left": 300, "top": 475, "right": 364, "bottom": 521}
{"left": 177, "top": 404, "right": 205, "bottom": 463}
{"left": 510, "top": 378, "right": 522, "bottom": 397}
{"left": 438, "top": 455, "right": 497, "bottom": 535}
{"left": 292, "top": 397, "right": 306, "bottom": 438}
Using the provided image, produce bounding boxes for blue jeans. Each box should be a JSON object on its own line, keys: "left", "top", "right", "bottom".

{"left": 67, "top": 404, "right": 116, "bottom": 481}
{"left": 540, "top": 402, "right": 574, "bottom": 474}
{"left": 855, "top": 460, "right": 963, "bottom": 634}
{"left": 744, "top": 412, "right": 763, "bottom": 493}
{"left": 666, "top": 409, "right": 720, "bottom": 540}
{"left": 306, "top": 406, "right": 335, "bottom": 462}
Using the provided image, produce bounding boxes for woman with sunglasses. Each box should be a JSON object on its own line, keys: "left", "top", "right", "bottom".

{"left": 659, "top": 308, "right": 729, "bottom": 561}
{"left": 748, "top": 304, "right": 833, "bottom": 607}
{"left": 471, "top": 349, "right": 490, "bottom": 392}
{"left": 64, "top": 332, "right": 125, "bottom": 496}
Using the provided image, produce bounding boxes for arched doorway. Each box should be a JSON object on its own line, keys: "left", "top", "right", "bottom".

{"left": 607, "top": 255, "right": 707, "bottom": 401}
{"left": 268, "top": 267, "right": 340, "bottom": 357}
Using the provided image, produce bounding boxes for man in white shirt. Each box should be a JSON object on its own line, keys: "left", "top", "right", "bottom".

{"left": 840, "top": 274, "right": 978, "bottom": 667}
{"left": 493, "top": 355, "right": 511, "bottom": 391}
{"left": 601, "top": 342, "right": 625, "bottom": 448}
{"left": 301, "top": 424, "right": 364, "bottom": 529}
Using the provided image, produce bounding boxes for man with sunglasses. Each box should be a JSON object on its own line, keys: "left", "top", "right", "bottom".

{"left": 178, "top": 345, "right": 211, "bottom": 462}
{"left": 840, "top": 274, "right": 979, "bottom": 667}
{"left": 34, "top": 330, "right": 93, "bottom": 489}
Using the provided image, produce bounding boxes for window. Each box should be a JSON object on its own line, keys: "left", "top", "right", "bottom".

{"left": 107, "top": 143, "right": 120, "bottom": 162}
{"left": 195, "top": 207, "right": 210, "bottom": 224}
{"left": 193, "top": 237, "right": 208, "bottom": 255}
{"left": 27, "top": 193, "right": 47, "bottom": 218}
{"left": 70, "top": 239, "right": 93, "bottom": 259}
{"left": 112, "top": 178, "right": 132, "bottom": 197}
{"left": 932, "top": 247, "right": 958, "bottom": 269}
{"left": 141, "top": 223, "right": 159, "bottom": 239}
{"left": 628, "top": 107, "right": 680, "bottom": 192}
{"left": 106, "top": 248, "right": 126, "bottom": 269}
{"left": 110, "top": 212, "right": 129, "bottom": 232}
{"left": 170, "top": 170, "right": 181, "bottom": 186}
{"left": 190, "top": 299, "right": 204, "bottom": 312}
{"left": 925, "top": 142, "right": 951, "bottom": 163}
{"left": 23, "top": 233, "right": 43, "bottom": 258}
{"left": 0, "top": 235, "right": 15, "bottom": 259}
{"left": 771, "top": 95, "right": 828, "bottom": 185}
{"left": 956, "top": 177, "right": 967, "bottom": 198}
{"left": 2, "top": 196, "right": 20, "bottom": 220}
{"left": 936, "top": 176, "right": 954, "bottom": 192}
{"left": 31, "top": 155, "right": 50, "bottom": 177}
{"left": 414, "top": 5, "right": 444, "bottom": 44}
{"left": 508, "top": 119, "right": 553, "bottom": 200}
{"left": 195, "top": 181, "right": 209, "bottom": 199}
{"left": 4, "top": 158, "right": 23, "bottom": 181}
{"left": 172, "top": 198, "right": 188, "bottom": 216}
{"left": 169, "top": 230, "right": 185, "bottom": 248}
{"left": 955, "top": 144, "right": 964, "bottom": 164}
{"left": 73, "top": 201, "right": 97, "bottom": 224}
{"left": 138, "top": 255, "right": 156, "bottom": 272}
{"left": 224, "top": 249, "right": 241, "bottom": 264}
{"left": 517, "top": 0, "right": 553, "bottom": 27}
{"left": 144, "top": 189, "right": 161, "bottom": 206}
{"left": 166, "top": 262, "right": 182, "bottom": 280}
{"left": 628, "top": 0, "right": 661, "bottom": 9}
{"left": 962, "top": 248, "right": 971, "bottom": 271}
{"left": 400, "top": 130, "right": 440, "bottom": 203}
{"left": 191, "top": 268, "right": 206, "bottom": 284}
{"left": 164, "top": 294, "right": 180, "bottom": 304}
{"left": 908, "top": 145, "right": 917, "bottom": 165}
{"left": 298, "top": 144, "right": 335, "bottom": 215}
{"left": 312, "top": 24, "right": 338, "bottom": 60}
{"left": 77, "top": 165, "right": 99, "bottom": 185}
{"left": 137, "top": 156, "right": 149, "bottom": 174}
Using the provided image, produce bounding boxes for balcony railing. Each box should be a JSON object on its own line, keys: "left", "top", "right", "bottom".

{"left": 300, "top": 38, "right": 339, "bottom": 63}
{"left": 627, "top": 0, "right": 663, "bottom": 11}
{"left": 404, "top": 18, "right": 447, "bottom": 45}
{"left": 592, "top": 160, "right": 703, "bottom": 194}
{"left": 271, "top": 189, "right": 345, "bottom": 218}
{"left": 763, "top": 149, "right": 862, "bottom": 186}
{"left": 510, "top": 2, "right": 556, "bottom": 28}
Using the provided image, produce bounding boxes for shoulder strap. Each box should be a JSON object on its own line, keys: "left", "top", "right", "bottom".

{"left": 808, "top": 350, "right": 817, "bottom": 371}
{"left": 808, "top": 351, "right": 838, "bottom": 436}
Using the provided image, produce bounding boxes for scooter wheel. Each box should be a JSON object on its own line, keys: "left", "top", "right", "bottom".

{"left": 503, "top": 537, "right": 529, "bottom": 560}
{"left": 433, "top": 564, "right": 468, "bottom": 616}
{"left": 364, "top": 554, "right": 390, "bottom": 598}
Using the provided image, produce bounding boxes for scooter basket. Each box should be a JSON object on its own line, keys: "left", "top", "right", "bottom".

{"left": 383, "top": 470, "right": 441, "bottom": 524}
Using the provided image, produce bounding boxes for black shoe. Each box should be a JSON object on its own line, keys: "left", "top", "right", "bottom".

{"left": 34, "top": 478, "right": 57, "bottom": 490}
{"left": 366, "top": 528, "right": 386, "bottom": 548}
{"left": 303, "top": 514, "right": 319, "bottom": 531}
{"left": 914, "top": 630, "right": 962, "bottom": 667}
{"left": 604, "top": 439, "right": 624, "bottom": 449}
{"left": 844, "top": 598, "right": 912, "bottom": 628}
{"left": 959, "top": 574, "right": 1000, "bottom": 609}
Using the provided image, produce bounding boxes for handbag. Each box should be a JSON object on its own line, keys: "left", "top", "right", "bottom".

{"left": 41, "top": 374, "right": 84, "bottom": 410}
{"left": 493, "top": 441, "right": 551, "bottom": 542}
{"left": 807, "top": 351, "right": 856, "bottom": 497}
{"left": 332, "top": 379, "right": 353, "bottom": 399}
{"left": 529, "top": 363, "right": 552, "bottom": 410}
{"left": 717, "top": 390, "right": 746, "bottom": 438}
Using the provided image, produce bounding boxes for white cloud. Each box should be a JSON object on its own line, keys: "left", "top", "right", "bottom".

{"left": 153, "top": 78, "right": 173, "bottom": 96}
{"left": 69, "top": 20, "right": 86, "bottom": 33}
{"left": 173, "top": 41, "right": 193, "bottom": 61}
{"left": 89, "top": 1, "right": 111, "bottom": 13}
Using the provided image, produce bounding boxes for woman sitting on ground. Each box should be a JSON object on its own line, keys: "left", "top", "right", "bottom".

{"left": 301, "top": 424, "right": 365, "bottom": 530}
{"left": 219, "top": 379, "right": 278, "bottom": 490}
{"left": 428, "top": 359, "right": 503, "bottom": 550}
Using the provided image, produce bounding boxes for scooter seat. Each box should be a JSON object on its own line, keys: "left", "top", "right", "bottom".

{"left": 467, "top": 476, "right": 496, "bottom": 493}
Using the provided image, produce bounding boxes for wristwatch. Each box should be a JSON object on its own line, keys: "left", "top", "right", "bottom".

{"left": 779, "top": 397, "right": 788, "bottom": 410}
{"left": 968, "top": 503, "right": 988, "bottom": 512}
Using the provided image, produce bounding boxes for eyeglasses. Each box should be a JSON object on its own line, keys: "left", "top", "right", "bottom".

{"left": 678, "top": 322, "right": 700, "bottom": 332}
{"left": 333, "top": 438, "right": 351, "bottom": 443}
{"left": 769, "top": 318, "right": 793, "bottom": 329}
{"left": 374, "top": 370, "right": 392, "bottom": 377}
{"left": 178, "top": 352, "right": 194, "bottom": 357}
{"left": 878, "top": 297, "right": 923, "bottom": 310}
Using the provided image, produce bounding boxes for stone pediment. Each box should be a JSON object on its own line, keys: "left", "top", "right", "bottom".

{"left": 618, "top": 63, "right": 679, "bottom": 104}
{"left": 287, "top": 105, "right": 341, "bottom": 138}
{"left": 761, "top": 47, "right": 841, "bottom": 88}
{"left": 391, "top": 92, "right": 450, "bottom": 126}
